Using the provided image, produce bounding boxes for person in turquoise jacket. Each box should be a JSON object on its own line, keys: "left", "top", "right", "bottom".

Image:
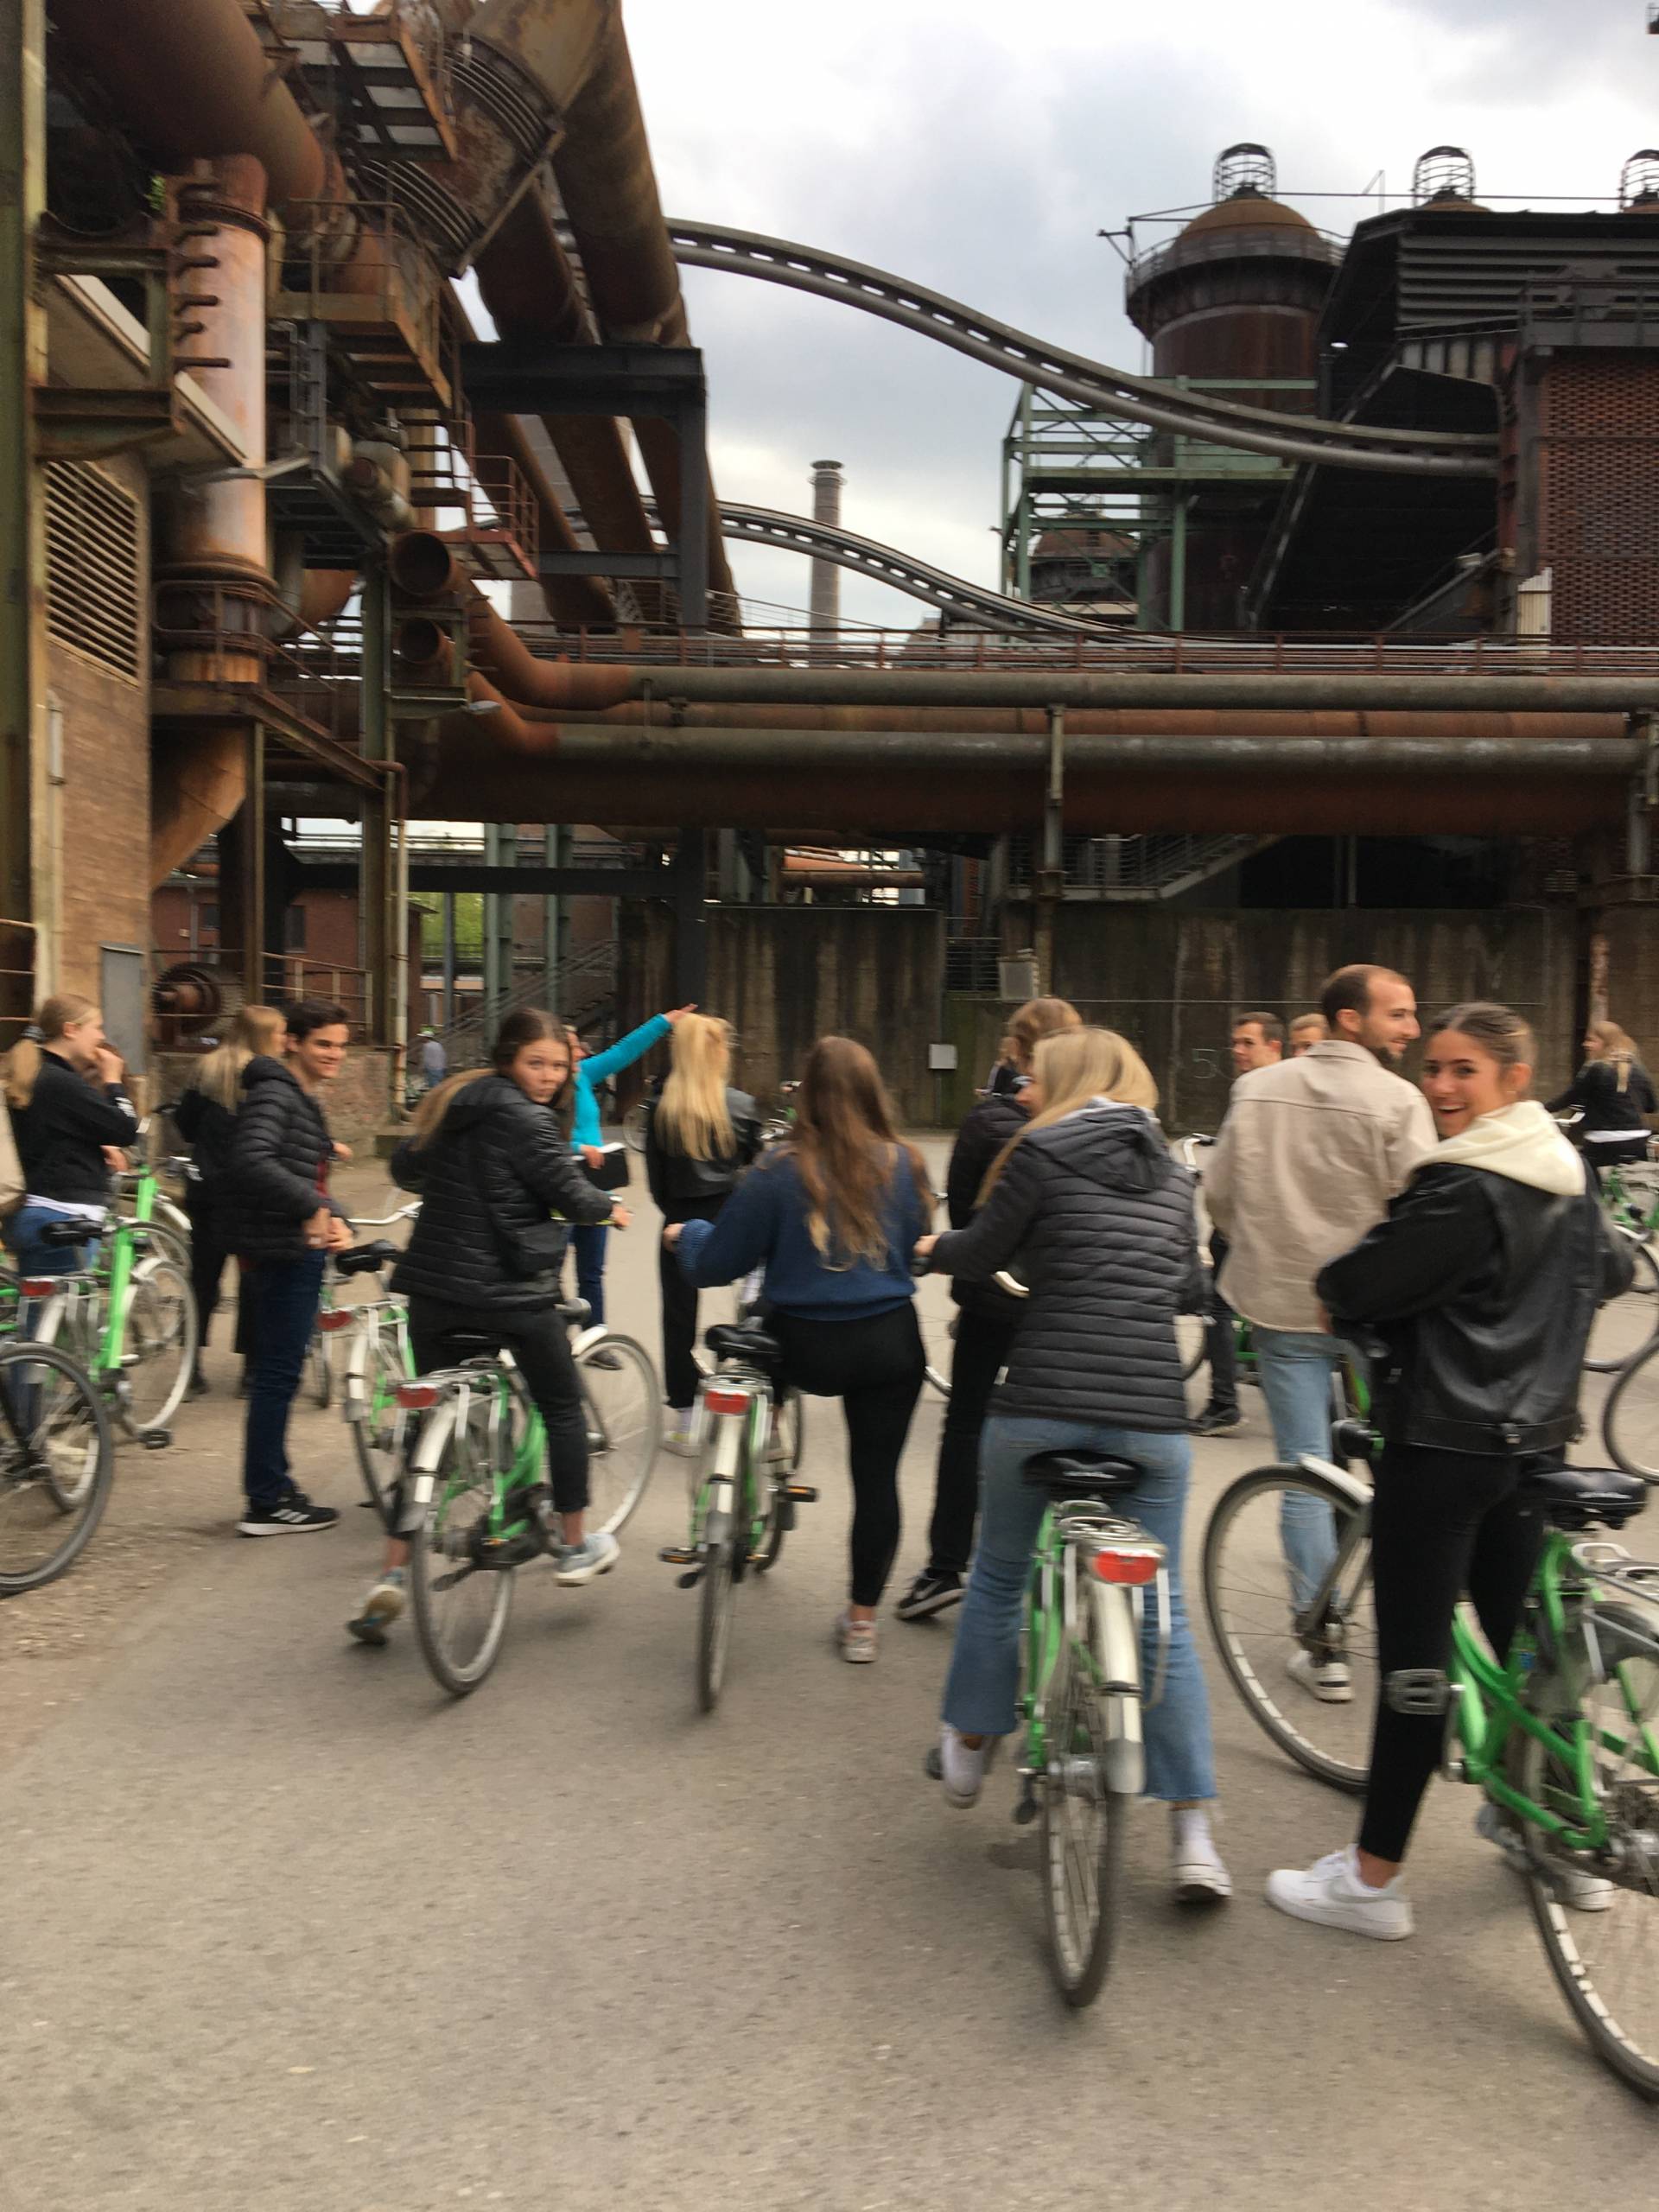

{"left": 568, "top": 1003, "right": 693, "bottom": 1325}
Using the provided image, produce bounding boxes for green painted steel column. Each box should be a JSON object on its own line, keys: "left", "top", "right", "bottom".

{"left": 0, "top": 0, "right": 43, "bottom": 1027}
{"left": 359, "top": 561, "right": 392, "bottom": 1051}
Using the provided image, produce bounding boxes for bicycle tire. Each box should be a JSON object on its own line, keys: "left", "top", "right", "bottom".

{"left": 1039, "top": 1636, "right": 1125, "bottom": 2007}
{"left": 575, "top": 1332, "right": 659, "bottom": 1535}
{"left": 133, "top": 1219, "right": 192, "bottom": 1280}
{"left": 1202, "top": 1462, "right": 1376, "bottom": 1794}
{"left": 308, "top": 1330, "right": 333, "bottom": 1410}
{"left": 1585, "top": 1239, "right": 1659, "bottom": 1375}
{"left": 409, "top": 1421, "right": 516, "bottom": 1697}
{"left": 0, "top": 1340, "right": 116, "bottom": 1595}
{"left": 351, "top": 1330, "right": 411, "bottom": 1530}
{"left": 697, "top": 1532, "right": 736, "bottom": 1712}
{"left": 1177, "top": 1312, "right": 1207, "bottom": 1383}
{"left": 1602, "top": 1329, "right": 1659, "bottom": 1482}
{"left": 118, "top": 1257, "right": 198, "bottom": 1439}
{"left": 752, "top": 1389, "right": 804, "bottom": 1573}
{"left": 1509, "top": 1601, "right": 1659, "bottom": 2100}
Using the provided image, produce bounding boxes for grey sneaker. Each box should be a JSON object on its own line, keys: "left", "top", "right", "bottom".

{"left": 938, "top": 1722, "right": 993, "bottom": 1808}
{"left": 836, "top": 1610, "right": 878, "bottom": 1663}
{"left": 554, "top": 1530, "right": 620, "bottom": 1586}
{"left": 1475, "top": 1802, "right": 1612, "bottom": 1910}
{"left": 346, "top": 1568, "right": 406, "bottom": 1646}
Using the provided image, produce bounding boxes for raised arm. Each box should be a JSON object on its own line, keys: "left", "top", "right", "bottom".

{"left": 582, "top": 1014, "right": 673, "bottom": 1086}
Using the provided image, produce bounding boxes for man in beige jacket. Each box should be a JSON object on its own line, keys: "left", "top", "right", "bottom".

{"left": 1205, "top": 963, "right": 1436, "bottom": 1700}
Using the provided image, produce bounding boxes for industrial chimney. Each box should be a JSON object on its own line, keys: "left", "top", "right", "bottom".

{"left": 809, "top": 460, "right": 842, "bottom": 637}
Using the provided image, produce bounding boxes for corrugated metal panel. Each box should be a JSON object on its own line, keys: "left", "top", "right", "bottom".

{"left": 1397, "top": 232, "right": 1659, "bottom": 331}
{"left": 44, "top": 461, "right": 142, "bottom": 680}
{"left": 1535, "top": 354, "right": 1659, "bottom": 644}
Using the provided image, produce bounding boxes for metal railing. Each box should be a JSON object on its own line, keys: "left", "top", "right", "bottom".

{"left": 429, "top": 938, "right": 619, "bottom": 1069}
{"left": 153, "top": 578, "right": 357, "bottom": 747}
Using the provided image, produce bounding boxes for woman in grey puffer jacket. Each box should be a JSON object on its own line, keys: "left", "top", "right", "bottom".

{"left": 914, "top": 1027, "right": 1230, "bottom": 1905}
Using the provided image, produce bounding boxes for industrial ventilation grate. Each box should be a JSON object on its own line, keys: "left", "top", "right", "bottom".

{"left": 1535, "top": 357, "right": 1659, "bottom": 645}
{"left": 44, "top": 461, "right": 142, "bottom": 680}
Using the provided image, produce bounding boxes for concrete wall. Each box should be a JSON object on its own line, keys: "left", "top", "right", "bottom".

{"left": 619, "top": 905, "right": 946, "bottom": 1123}
{"left": 154, "top": 1047, "right": 394, "bottom": 1149}
{"left": 942, "top": 902, "right": 1581, "bottom": 1130}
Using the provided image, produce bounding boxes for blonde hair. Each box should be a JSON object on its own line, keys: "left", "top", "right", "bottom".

{"left": 786, "top": 1036, "right": 933, "bottom": 1268}
{"left": 191, "top": 1004, "right": 286, "bottom": 1113}
{"left": 4, "top": 994, "right": 98, "bottom": 1111}
{"left": 1588, "top": 1019, "right": 1641, "bottom": 1094}
{"left": 997, "top": 995, "right": 1081, "bottom": 1074}
{"left": 654, "top": 1014, "right": 734, "bottom": 1163}
{"left": 982, "top": 1027, "right": 1160, "bottom": 1196}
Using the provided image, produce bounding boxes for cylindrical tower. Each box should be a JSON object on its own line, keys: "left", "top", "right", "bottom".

{"left": 1124, "top": 144, "right": 1342, "bottom": 629}
{"left": 809, "top": 459, "right": 842, "bottom": 634}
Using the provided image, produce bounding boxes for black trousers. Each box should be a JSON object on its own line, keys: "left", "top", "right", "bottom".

{"left": 184, "top": 1185, "right": 234, "bottom": 1352}
{"left": 1204, "top": 1229, "right": 1238, "bottom": 1416}
{"left": 768, "top": 1303, "right": 925, "bottom": 1607}
{"left": 658, "top": 1198, "right": 725, "bottom": 1411}
{"left": 1358, "top": 1443, "right": 1543, "bottom": 1863}
{"left": 925, "top": 1305, "right": 1018, "bottom": 1575}
{"left": 408, "top": 1294, "right": 590, "bottom": 1515}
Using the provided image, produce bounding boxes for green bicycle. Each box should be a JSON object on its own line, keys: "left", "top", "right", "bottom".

{"left": 1204, "top": 1411, "right": 1659, "bottom": 2097}
{"left": 1553, "top": 1116, "right": 1659, "bottom": 1372}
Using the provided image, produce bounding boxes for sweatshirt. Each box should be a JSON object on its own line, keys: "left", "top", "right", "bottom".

{"left": 676, "top": 1148, "right": 928, "bottom": 1322}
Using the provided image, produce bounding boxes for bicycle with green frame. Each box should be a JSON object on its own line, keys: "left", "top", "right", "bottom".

{"left": 1553, "top": 1112, "right": 1659, "bottom": 1371}
{"left": 1203, "top": 1366, "right": 1659, "bottom": 2098}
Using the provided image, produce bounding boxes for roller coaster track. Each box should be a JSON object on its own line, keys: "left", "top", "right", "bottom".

{"left": 665, "top": 219, "right": 1498, "bottom": 480}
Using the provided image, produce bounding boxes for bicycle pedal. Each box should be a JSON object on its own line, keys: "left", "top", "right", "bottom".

{"left": 784, "top": 1483, "right": 817, "bottom": 1503}
{"left": 1385, "top": 1667, "right": 1452, "bottom": 1715}
{"left": 1012, "top": 1783, "right": 1039, "bottom": 1827}
{"left": 139, "top": 1428, "right": 170, "bottom": 1452}
{"left": 658, "top": 1544, "right": 697, "bottom": 1566}
{"left": 676, "top": 1567, "right": 703, "bottom": 1591}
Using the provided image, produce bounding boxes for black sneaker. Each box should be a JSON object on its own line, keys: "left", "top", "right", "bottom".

{"left": 585, "top": 1347, "right": 623, "bottom": 1371}
{"left": 237, "top": 1491, "right": 340, "bottom": 1537}
{"left": 1192, "top": 1406, "right": 1243, "bottom": 1436}
{"left": 895, "top": 1568, "right": 964, "bottom": 1621}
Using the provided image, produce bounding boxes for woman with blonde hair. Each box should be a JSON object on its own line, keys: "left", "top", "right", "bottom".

{"left": 670, "top": 1036, "right": 933, "bottom": 1664}
{"left": 913, "top": 1027, "right": 1230, "bottom": 1903}
{"left": 897, "top": 994, "right": 1080, "bottom": 1622}
{"left": 3, "top": 994, "right": 137, "bottom": 1276}
{"left": 1547, "top": 1016, "right": 1657, "bottom": 1176}
{"left": 643, "top": 1014, "right": 761, "bottom": 1448}
{"left": 175, "top": 1004, "right": 286, "bottom": 1392}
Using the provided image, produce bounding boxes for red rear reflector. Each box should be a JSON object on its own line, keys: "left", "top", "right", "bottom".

{"left": 1092, "top": 1548, "right": 1161, "bottom": 1586}
{"left": 20, "top": 1280, "right": 58, "bottom": 1298}
{"left": 397, "top": 1382, "right": 440, "bottom": 1410}
{"left": 704, "top": 1387, "right": 751, "bottom": 1416}
{"left": 319, "top": 1310, "right": 353, "bottom": 1333}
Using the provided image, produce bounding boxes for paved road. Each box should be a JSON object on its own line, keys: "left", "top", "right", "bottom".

{"left": 5, "top": 1154, "right": 1656, "bottom": 2210}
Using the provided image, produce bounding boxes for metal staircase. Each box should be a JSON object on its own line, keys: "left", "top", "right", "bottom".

{"left": 431, "top": 937, "right": 619, "bottom": 1069}
{"left": 1006, "top": 831, "right": 1278, "bottom": 901}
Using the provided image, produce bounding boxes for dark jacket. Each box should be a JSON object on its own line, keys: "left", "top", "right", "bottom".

{"left": 1317, "top": 1164, "right": 1633, "bottom": 1455}
{"left": 943, "top": 1090, "right": 1029, "bottom": 1319}
{"left": 643, "top": 1084, "right": 761, "bottom": 1213}
{"left": 931, "top": 1103, "right": 1202, "bottom": 1433}
{"left": 677, "top": 1147, "right": 929, "bottom": 1323}
{"left": 226, "top": 1056, "right": 341, "bottom": 1263}
{"left": 10, "top": 1051, "right": 137, "bottom": 1208}
{"left": 1547, "top": 1058, "right": 1657, "bottom": 1141}
{"left": 174, "top": 1084, "right": 238, "bottom": 1185}
{"left": 390, "top": 1073, "right": 613, "bottom": 1315}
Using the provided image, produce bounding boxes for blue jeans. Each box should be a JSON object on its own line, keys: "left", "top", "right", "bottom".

{"left": 941, "top": 1414, "right": 1217, "bottom": 1802}
{"left": 570, "top": 1221, "right": 608, "bottom": 1327}
{"left": 1252, "top": 1325, "right": 1343, "bottom": 1610}
{"left": 240, "top": 1251, "right": 325, "bottom": 1510}
{"left": 5, "top": 1202, "right": 95, "bottom": 1281}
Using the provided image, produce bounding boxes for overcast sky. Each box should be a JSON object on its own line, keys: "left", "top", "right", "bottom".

{"left": 613, "top": 0, "right": 1655, "bottom": 626}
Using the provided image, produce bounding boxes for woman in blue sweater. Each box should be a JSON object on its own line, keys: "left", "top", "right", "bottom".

{"left": 567, "top": 1003, "right": 692, "bottom": 1324}
{"left": 669, "top": 1036, "right": 932, "bottom": 1663}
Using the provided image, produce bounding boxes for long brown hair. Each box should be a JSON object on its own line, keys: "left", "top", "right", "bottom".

{"left": 785, "top": 1036, "right": 932, "bottom": 1268}
{"left": 410, "top": 1007, "right": 575, "bottom": 1147}
{"left": 982, "top": 1027, "right": 1160, "bottom": 1196}
{"left": 192, "top": 1004, "right": 286, "bottom": 1112}
{"left": 655, "top": 1014, "right": 734, "bottom": 1161}
{"left": 998, "top": 995, "right": 1080, "bottom": 1074}
{"left": 4, "top": 993, "right": 98, "bottom": 1111}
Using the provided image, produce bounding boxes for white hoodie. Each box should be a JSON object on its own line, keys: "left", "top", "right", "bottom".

{"left": 1416, "top": 1098, "right": 1585, "bottom": 1198}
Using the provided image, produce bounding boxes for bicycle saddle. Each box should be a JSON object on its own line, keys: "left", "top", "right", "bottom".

{"left": 1517, "top": 1463, "right": 1648, "bottom": 1531}
{"left": 335, "top": 1240, "right": 399, "bottom": 1276}
{"left": 1022, "top": 1449, "right": 1144, "bottom": 1498}
{"left": 557, "top": 1299, "right": 591, "bottom": 1327}
{"left": 39, "top": 1220, "right": 94, "bottom": 1248}
{"left": 705, "top": 1322, "right": 782, "bottom": 1371}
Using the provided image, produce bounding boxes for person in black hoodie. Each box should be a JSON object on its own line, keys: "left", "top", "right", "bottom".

{"left": 1547, "top": 1016, "right": 1657, "bottom": 1178}
{"left": 3, "top": 994, "right": 138, "bottom": 1273}
{"left": 346, "top": 1007, "right": 625, "bottom": 1646}
{"left": 893, "top": 995, "right": 1079, "bottom": 1622}
{"left": 227, "top": 1000, "right": 353, "bottom": 1535}
{"left": 914, "top": 1026, "right": 1230, "bottom": 1904}
{"left": 1268, "top": 1002, "right": 1635, "bottom": 1943}
{"left": 643, "top": 1014, "right": 761, "bottom": 1448}
{"left": 173, "top": 1003, "right": 286, "bottom": 1394}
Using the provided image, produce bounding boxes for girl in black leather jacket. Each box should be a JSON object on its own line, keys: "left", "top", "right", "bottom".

{"left": 642, "top": 1014, "right": 760, "bottom": 1442}
{"left": 1268, "top": 1001, "right": 1633, "bottom": 1945}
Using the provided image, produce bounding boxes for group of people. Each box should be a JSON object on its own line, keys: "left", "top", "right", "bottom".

{"left": 1, "top": 967, "right": 1647, "bottom": 1941}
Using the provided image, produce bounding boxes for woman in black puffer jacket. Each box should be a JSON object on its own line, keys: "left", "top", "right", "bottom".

{"left": 893, "top": 995, "right": 1079, "bottom": 1621}
{"left": 346, "top": 1007, "right": 623, "bottom": 1646}
{"left": 914, "top": 1026, "right": 1230, "bottom": 1905}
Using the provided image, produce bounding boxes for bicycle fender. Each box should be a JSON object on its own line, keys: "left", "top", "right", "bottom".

{"left": 407, "top": 1396, "right": 461, "bottom": 1510}
{"left": 1093, "top": 1586, "right": 1147, "bottom": 1796}
{"left": 1293, "top": 1455, "right": 1371, "bottom": 1512}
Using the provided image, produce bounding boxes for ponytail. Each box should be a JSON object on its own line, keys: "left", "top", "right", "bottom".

{"left": 4, "top": 994, "right": 96, "bottom": 1111}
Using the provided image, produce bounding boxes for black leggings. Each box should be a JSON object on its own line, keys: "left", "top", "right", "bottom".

{"left": 184, "top": 1187, "right": 233, "bottom": 1351}
{"left": 925, "top": 1306, "right": 1017, "bottom": 1576}
{"left": 1359, "top": 1444, "right": 1544, "bottom": 1863}
{"left": 768, "top": 1303, "right": 925, "bottom": 1607}
{"left": 407, "top": 1295, "right": 590, "bottom": 1516}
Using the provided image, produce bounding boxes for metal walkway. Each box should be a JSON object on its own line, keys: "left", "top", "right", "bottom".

{"left": 664, "top": 219, "right": 1497, "bottom": 480}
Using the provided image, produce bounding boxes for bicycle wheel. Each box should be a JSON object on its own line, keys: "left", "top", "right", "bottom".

{"left": 576, "top": 1332, "right": 659, "bottom": 1535}
{"left": 134, "top": 1219, "right": 192, "bottom": 1279}
{"left": 352, "top": 1330, "right": 412, "bottom": 1530}
{"left": 1603, "top": 1330, "right": 1659, "bottom": 1482}
{"left": 1510, "top": 1602, "right": 1659, "bottom": 2099}
{"left": 118, "top": 1258, "right": 197, "bottom": 1438}
{"left": 1202, "top": 1464, "right": 1377, "bottom": 1792}
{"left": 697, "top": 1530, "right": 736, "bottom": 1712}
{"left": 1586, "top": 1240, "right": 1659, "bottom": 1374}
{"left": 0, "top": 1340, "right": 116, "bottom": 1594}
{"left": 308, "top": 1328, "right": 333, "bottom": 1410}
{"left": 753, "top": 1389, "right": 804, "bottom": 1573}
{"left": 1177, "top": 1313, "right": 1207, "bottom": 1383}
{"left": 1039, "top": 1633, "right": 1126, "bottom": 2007}
{"left": 409, "top": 1420, "right": 516, "bottom": 1697}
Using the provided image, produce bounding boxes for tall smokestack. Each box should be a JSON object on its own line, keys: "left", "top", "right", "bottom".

{"left": 809, "top": 460, "right": 842, "bottom": 635}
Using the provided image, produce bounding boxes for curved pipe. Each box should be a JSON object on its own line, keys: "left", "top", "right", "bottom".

{"left": 299, "top": 569, "right": 359, "bottom": 627}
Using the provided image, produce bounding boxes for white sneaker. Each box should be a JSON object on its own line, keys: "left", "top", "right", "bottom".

{"left": 938, "top": 1722, "right": 992, "bottom": 1808}
{"left": 555, "top": 1530, "right": 620, "bottom": 1586}
{"left": 1171, "top": 1808, "right": 1233, "bottom": 1904}
{"left": 663, "top": 1419, "right": 700, "bottom": 1459}
{"left": 1475, "top": 1802, "right": 1613, "bottom": 1912}
{"left": 346, "top": 1569, "right": 406, "bottom": 1647}
{"left": 1287, "top": 1649, "right": 1352, "bottom": 1703}
{"left": 836, "top": 1610, "right": 878, "bottom": 1664}
{"left": 1266, "top": 1847, "right": 1414, "bottom": 1940}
